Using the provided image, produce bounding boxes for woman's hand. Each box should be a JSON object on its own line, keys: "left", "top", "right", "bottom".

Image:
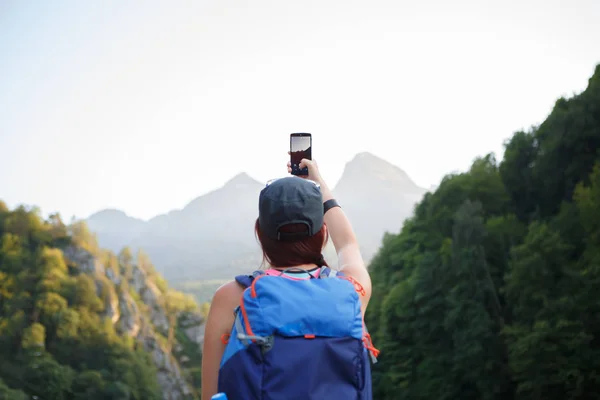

{"left": 287, "top": 152, "right": 325, "bottom": 186}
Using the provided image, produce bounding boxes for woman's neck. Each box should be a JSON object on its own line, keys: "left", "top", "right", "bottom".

{"left": 270, "top": 263, "right": 318, "bottom": 271}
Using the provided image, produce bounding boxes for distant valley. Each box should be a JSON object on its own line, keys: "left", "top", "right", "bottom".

{"left": 85, "top": 152, "right": 428, "bottom": 287}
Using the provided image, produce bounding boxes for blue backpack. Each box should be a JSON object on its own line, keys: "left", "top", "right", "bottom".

{"left": 217, "top": 266, "right": 379, "bottom": 400}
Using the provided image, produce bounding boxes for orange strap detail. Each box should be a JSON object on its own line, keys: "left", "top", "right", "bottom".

{"left": 242, "top": 275, "right": 264, "bottom": 343}
{"left": 221, "top": 333, "right": 231, "bottom": 344}
{"left": 362, "top": 333, "right": 380, "bottom": 358}
{"left": 304, "top": 334, "right": 316, "bottom": 339}
{"left": 239, "top": 292, "right": 256, "bottom": 338}
{"left": 250, "top": 274, "right": 266, "bottom": 298}
{"left": 340, "top": 275, "right": 366, "bottom": 296}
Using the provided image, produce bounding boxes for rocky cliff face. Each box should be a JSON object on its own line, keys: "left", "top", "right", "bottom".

{"left": 63, "top": 245, "right": 205, "bottom": 400}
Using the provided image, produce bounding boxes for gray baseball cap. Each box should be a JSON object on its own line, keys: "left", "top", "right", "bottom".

{"left": 258, "top": 177, "right": 323, "bottom": 241}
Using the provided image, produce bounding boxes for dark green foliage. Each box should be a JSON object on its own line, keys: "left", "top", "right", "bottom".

{"left": 0, "top": 377, "right": 28, "bottom": 400}
{"left": 0, "top": 204, "right": 201, "bottom": 399}
{"left": 367, "top": 64, "right": 600, "bottom": 399}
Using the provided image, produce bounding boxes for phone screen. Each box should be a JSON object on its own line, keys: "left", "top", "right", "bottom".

{"left": 290, "top": 133, "right": 312, "bottom": 175}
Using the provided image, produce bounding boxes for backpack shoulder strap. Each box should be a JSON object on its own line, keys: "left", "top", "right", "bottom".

{"left": 318, "top": 266, "right": 345, "bottom": 278}
{"left": 234, "top": 270, "right": 265, "bottom": 288}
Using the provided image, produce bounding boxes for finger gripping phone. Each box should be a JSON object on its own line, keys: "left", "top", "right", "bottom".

{"left": 290, "top": 133, "right": 312, "bottom": 176}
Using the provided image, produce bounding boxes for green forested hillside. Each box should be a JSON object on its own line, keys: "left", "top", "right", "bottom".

{"left": 0, "top": 206, "right": 204, "bottom": 399}
{"left": 367, "top": 64, "right": 600, "bottom": 400}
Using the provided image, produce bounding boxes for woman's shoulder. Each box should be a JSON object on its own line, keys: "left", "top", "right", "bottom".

{"left": 213, "top": 279, "right": 244, "bottom": 300}
{"left": 205, "top": 280, "right": 244, "bottom": 331}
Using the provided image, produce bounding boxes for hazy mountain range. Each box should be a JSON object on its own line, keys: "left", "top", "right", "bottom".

{"left": 86, "top": 152, "right": 428, "bottom": 282}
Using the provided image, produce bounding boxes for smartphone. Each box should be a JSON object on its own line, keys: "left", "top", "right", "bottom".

{"left": 290, "top": 133, "right": 312, "bottom": 176}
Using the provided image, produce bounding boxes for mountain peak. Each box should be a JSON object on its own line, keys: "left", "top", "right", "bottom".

{"left": 334, "top": 152, "right": 424, "bottom": 194}
{"left": 88, "top": 208, "right": 136, "bottom": 221}
{"left": 224, "top": 172, "right": 261, "bottom": 187}
{"left": 349, "top": 151, "right": 387, "bottom": 164}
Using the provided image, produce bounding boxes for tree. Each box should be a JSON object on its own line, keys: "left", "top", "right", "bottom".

{"left": 0, "top": 203, "right": 203, "bottom": 399}
{"left": 23, "top": 357, "right": 75, "bottom": 400}
{"left": 74, "top": 274, "right": 103, "bottom": 312}
{"left": 119, "top": 246, "right": 134, "bottom": 284}
{"left": 0, "top": 378, "right": 27, "bottom": 400}
{"left": 443, "top": 200, "right": 510, "bottom": 400}
{"left": 164, "top": 289, "right": 197, "bottom": 353}
{"left": 21, "top": 322, "right": 46, "bottom": 350}
{"left": 68, "top": 220, "right": 99, "bottom": 255}
{"left": 71, "top": 370, "right": 106, "bottom": 400}
{"left": 503, "top": 222, "right": 592, "bottom": 399}
{"left": 367, "top": 64, "right": 600, "bottom": 399}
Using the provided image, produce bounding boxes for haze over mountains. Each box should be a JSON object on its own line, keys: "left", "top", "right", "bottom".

{"left": 86, "top": 152, "right": 428, "bottom": 282}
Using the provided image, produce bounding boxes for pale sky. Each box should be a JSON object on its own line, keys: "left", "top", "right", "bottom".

{"left": 1, "top": 0, "right": 599, "bottom": 221}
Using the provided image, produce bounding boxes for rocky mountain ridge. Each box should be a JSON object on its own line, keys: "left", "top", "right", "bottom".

{"left": 86, "top": 152, "right": 429, "bottom": 282}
